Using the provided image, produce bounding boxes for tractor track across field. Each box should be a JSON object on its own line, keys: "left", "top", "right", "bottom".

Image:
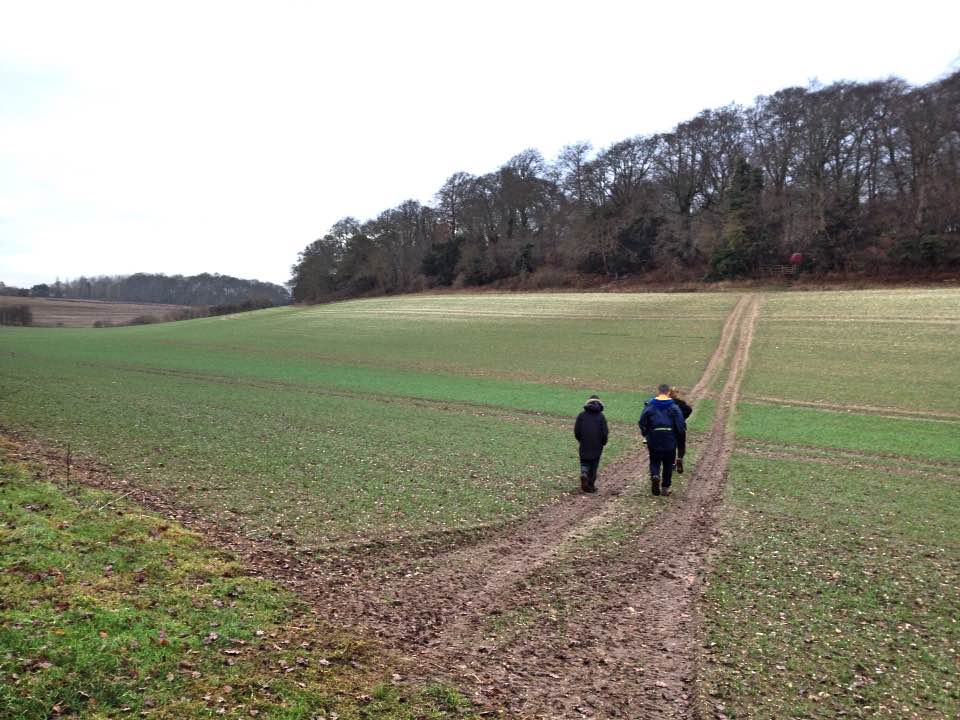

{"left": 396, "top": 295, "right": 762, "bottom": 719}
{"left": 739, "top": 443, "right": 960, "bottom": 482}
{"left": 5, "top": 293, "right": 760, "bottom": 720}
{"left": 300, "top": 293, "right": 759, "bottom": 719}
{"left": 740, "top": 395, "right": 960, "bottom": 422}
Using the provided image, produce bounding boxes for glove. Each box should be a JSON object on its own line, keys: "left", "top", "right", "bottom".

{"left": 676, "top": 458, "right": 684, "bottom": 475}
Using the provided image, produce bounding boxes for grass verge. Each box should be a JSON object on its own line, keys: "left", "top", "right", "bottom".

{"left": 0, "top": 440, "right": 477, "bottom": 720}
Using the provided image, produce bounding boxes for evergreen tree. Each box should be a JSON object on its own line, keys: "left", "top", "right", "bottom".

{"left": 710, "top": 158, "right": 770, "bottom": 278}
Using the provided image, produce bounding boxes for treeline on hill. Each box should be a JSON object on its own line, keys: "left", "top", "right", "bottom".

{"left": 291, "top": 71, "right": 960, "bottom": 302}
{"left": 11, "top": 273, "right": 290, "bottom": 306}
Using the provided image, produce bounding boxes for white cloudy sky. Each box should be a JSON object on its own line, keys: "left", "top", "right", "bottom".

{"left": 1, "top": 0, "right": 958, "bottom": 288}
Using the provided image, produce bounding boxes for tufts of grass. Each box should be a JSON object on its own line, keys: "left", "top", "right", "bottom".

{"left": 0, "top": 443, "right": 477, "bottom": 720}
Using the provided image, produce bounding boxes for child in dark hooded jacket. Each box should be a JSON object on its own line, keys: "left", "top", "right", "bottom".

{"left": 574, "top": 395, "right": 608, "bottom": 493}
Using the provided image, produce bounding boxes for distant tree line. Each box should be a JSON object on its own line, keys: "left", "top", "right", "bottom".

{"left": 292, "top": 70, "right": 960, "bottom": 302}
{"left": 0, "top": 282, "right": 31, "bottom": 297}
{"left": 32, "top": 273, "right": 290, "bottom": 306}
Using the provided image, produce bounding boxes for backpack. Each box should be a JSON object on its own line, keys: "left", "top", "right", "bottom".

{"left": 648, "top": 403, "right": 676, "bottom": 431}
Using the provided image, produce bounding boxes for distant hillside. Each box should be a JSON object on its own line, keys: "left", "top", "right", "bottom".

{"left": 43, "top": 272, "right": 290, "bottom": 306}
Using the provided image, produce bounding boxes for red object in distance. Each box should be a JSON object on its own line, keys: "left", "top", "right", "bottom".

{"left": 789, "top": 252, "right": 804, "bottom": 265}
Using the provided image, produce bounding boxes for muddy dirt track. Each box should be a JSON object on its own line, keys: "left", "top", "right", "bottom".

{"left": 6, "top": 293, "right": 761, "bottom": 719}
{"left": 402, "top": 295, "right": 761, "bottom": 720}
{"left": 299, "top": 293, "right": 761, "bottom": 719}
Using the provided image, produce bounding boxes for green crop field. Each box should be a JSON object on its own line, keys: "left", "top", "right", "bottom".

{"left": 744, "top": 289, "right": 960, "bottom": 414}
{"left": 0, "top": 293, "right": 734, "bottom": 545}
{"left": 2, "top": 288, "right": 959, "bottom": 719}
{"left": 702, "top": 288, "right": 960, "bottom": 719}
{"left": 701, "top": 453, "right": 960, "bottom": 719}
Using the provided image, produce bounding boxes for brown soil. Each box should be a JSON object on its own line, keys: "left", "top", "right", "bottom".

{"left": 0, "top": 296, "right": 189, "bottom": 328}
{"left": 3, "top": 293, "right": 762, "bottom": 719}
{"left": 689, "top": 295, "right": 750, "bottom": 399}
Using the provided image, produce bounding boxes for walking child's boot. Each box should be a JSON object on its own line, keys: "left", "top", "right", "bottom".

{"left": 650, "top": 475, "right": 661, "bottom": 496}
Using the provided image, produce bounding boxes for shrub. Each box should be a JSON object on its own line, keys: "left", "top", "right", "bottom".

{"left": 521, "top": 266, "right": 574, "bottom": 289}
{"left": 0, "top": 305, "right": 32, "bottom": 326}
{"left": 889, "top": 234, "right": 958, "bottom": 270}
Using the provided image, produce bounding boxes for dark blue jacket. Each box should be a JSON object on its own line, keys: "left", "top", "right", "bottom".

{"left": 574, "top": 399, "right": 609, "bottom": 461}
{"left": 638, "top": 398, "right": 686, "bottom": 453}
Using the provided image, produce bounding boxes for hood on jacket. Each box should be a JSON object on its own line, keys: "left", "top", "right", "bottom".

{"left": 584, "top": 398, "right": 604, "bottom": 412}
{"left": 650, "top": 397, "right": 675, "bottom": 409}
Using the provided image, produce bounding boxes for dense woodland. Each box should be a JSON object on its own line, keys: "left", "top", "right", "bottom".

{"left": 2, "top": 273, "right": 290, "bottom": 306}
{"left": 292, "top": 71, "right": 960, "bottom": 302}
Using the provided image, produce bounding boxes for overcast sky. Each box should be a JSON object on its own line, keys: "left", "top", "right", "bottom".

{"left": 2, "top": 0, "right": 958, "bottom": 289}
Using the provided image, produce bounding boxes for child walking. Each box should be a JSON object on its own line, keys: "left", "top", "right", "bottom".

{"left": 574, "top": 395, "right": 608, "bottom": 493}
